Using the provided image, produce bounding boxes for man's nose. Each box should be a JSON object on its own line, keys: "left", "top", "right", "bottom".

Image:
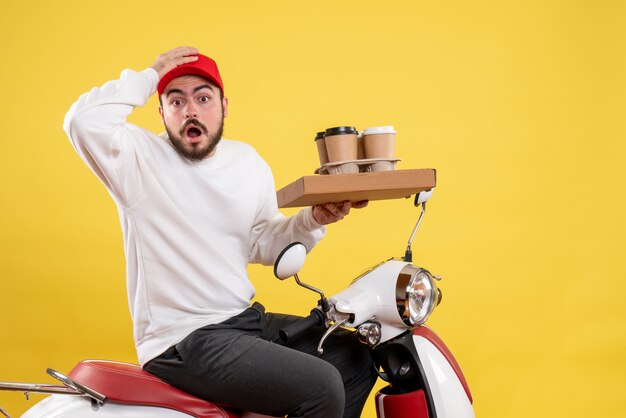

{"left": 184, "top": 103, "right": 198, "bottom": 118}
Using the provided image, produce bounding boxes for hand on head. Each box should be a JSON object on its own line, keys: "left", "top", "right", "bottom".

{"left": 151, "top": 46, "right": 199, "bottom": 79}
{"left": 312, "top": 200, "right": 369, "bottom": 225}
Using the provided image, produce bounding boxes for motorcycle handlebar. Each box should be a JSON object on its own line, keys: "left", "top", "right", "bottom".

{"left": 276, "top": 308, "right": 325, "bottom": 344}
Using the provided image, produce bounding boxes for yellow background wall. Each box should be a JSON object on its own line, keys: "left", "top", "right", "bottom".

{"left": 1, "top": 1, "right": 625, "bottom": 417}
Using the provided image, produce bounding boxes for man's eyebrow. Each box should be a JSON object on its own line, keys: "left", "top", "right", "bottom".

{"left": 193, "top": 84, "right": 216, "bottom": 94}
{"left": 165, "top": 88, "right": 184, "bottom": 98}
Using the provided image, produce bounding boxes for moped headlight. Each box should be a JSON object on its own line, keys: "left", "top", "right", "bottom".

{"left": 396, "top": 265, "right": 438, "bottom": 326}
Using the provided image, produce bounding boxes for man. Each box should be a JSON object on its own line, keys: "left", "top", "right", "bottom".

{"left": 64, "top": 46, "right": 377, "bottom": 418}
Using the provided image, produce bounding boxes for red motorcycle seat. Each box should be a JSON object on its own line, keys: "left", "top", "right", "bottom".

{"left": 68, "top": 360, "right": 238, "bottom": 418}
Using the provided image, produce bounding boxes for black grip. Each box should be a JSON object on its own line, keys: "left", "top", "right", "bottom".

{"left": 277, "top": 309, "right": 324, "bottom": 344}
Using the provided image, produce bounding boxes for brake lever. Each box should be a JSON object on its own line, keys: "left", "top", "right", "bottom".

{"left": 317, "top": 313, "right": 350, "bottom": 355}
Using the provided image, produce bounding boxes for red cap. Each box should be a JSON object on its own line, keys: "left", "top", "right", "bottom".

{"left": 157, "top": 54, "right": 224, "bottom": 96}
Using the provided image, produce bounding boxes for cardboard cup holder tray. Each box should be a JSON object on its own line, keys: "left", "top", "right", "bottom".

{"left": 315, "top": 158, "right": 401, "bottom": 175}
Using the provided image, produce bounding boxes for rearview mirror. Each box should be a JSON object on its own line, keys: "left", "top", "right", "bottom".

{"left": 414, "top": 189, "right": 434, "bottom": 206}
{"left": 273, "top": 242, "right": 307, "bottom": 280}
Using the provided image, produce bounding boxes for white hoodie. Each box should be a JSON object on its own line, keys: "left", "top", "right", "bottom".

{"left": 64, "top": 67, "right": 325, "bottom": 366}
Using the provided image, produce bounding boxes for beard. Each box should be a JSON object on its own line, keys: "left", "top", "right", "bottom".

{"left": 166, "top": 117, "right": 224, "bottom": 162}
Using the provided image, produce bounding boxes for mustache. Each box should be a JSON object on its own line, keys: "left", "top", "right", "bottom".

{"left": 179, "top": 118, "right": 209, "bottom": 136}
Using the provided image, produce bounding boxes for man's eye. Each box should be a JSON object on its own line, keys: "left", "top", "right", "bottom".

{"left": 199, "top": 96, "right": 210, "bottom": 103}
{"left": 172, "top": 99, "right": 183, "bottom": 106}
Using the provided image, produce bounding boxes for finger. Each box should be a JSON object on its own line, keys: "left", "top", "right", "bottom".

{"left": 323, "top": 202, "right": 347, "bottom": 218}
{"left": 152, "top": 48, "right": 199, "bottom": 78}
{"left": 177, "top": 55, "right": 199, "bottom": 64}
{"left": 337, "top": 201, "right": 354, "bottom": 215}
{"left": 337, "top": 201, "right": 352, "bottom": 216}
{"left": 312, "top": 205, "right": 334, "bottom": 225}
{"left": 167, "top": 51, "right": 199, "bottom": 63}
{"left": 352, "top": 200, "right": 369, "bottom": 209}
{"left": 318, "top": 206, "right": 338, "bottom": 221}
{"left": 159, "top": 47, "right": 199, "bottom": 65}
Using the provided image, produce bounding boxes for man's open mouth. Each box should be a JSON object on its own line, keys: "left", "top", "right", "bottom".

{"left": 186, "top": 126, "right": 203, "bottom": 138}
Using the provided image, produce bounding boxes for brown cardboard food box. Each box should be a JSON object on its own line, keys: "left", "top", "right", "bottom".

{"left": 276, "top": 169, "right": 436, "bottom": 208}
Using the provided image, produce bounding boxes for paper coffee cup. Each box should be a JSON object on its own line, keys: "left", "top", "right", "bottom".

{"left": 362, "top": 126, "right": 396, "bottom": 160}
{"left": 314, "top": 131, "right": 329, "bottom": 166}
{"left": 357, "top": 131, "right": 365, "bottom": 160}
{"left": 324, "top": 126, "right": 358, "bottom": 163}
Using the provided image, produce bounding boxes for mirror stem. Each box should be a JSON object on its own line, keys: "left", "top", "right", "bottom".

{"left": 404, "top": 202, "right": 427, "bottom": 262}
{"left": 293, "top": 274, "right": 329, "bottom": 312}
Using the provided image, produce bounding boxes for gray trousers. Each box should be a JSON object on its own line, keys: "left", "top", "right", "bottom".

{"left": 144, "top": 303, "right": 378, "bottom": 418}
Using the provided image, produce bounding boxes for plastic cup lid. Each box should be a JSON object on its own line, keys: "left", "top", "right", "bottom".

{"left": 363, "top": 126, "right": 396, "bottom": 135}
{"left": 325, "top": 126, "right": 358, "bottom": 136}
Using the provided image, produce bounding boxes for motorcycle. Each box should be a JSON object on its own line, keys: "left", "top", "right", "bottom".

{"left": 0, "top": 190, "right": 474, "bottom": 418}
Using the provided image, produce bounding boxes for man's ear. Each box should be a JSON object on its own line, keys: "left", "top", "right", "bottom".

{"left": 159, "top": 105, "right": 164, "bottom": 120}
{"left": 222, "top": 97, "right": 229, "bottom": 118}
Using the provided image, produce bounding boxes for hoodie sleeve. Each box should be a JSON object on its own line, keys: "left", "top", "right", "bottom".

{"left": 63, "top": 68, "right": 159, "bottom": 206}
{"left": 248, "top": 161, "right": 326, "bottom": 266}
